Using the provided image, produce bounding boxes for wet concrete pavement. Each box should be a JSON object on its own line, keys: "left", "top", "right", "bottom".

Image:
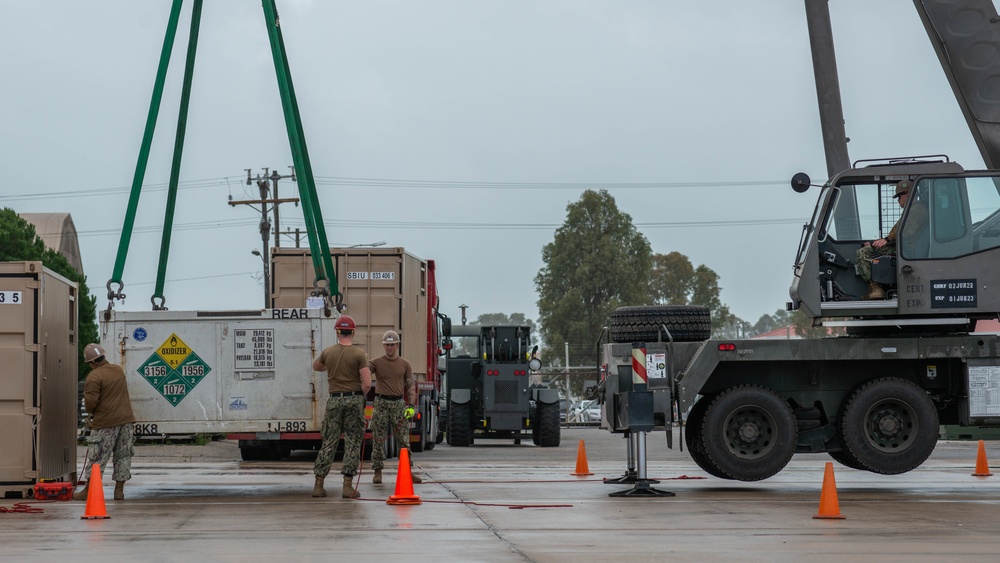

{"left": 3, "top": 428, "right": 1000, "bottom": 562}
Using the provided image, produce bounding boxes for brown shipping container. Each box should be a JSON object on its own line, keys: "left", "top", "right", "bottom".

{"left": 271, "top": 247, "right": 429, "bottom": 380}
{"left": 0, "top": 261, "right": 78, "bottom": 498}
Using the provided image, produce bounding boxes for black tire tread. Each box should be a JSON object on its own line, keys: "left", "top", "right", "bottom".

{"left": 449, "top": 402, "right": 472, "bottom": 447}
{"left": 610, "top": 305, "right": 712, "bottom": 343}
{"left": 699, "top": 384, "right": 797, "bottom": 481}
{"left": 839, "top": 377, "right": 938, "bottom": 475}
{"left": 537, "top": 401, "right": 561, "bottom": 447}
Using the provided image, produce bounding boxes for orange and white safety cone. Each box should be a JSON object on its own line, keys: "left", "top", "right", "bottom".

{"left": 81, "top": 464, "right": 109, "bottom": 520}
{"left": 813, "top": 462, "right": 845, "bottom": 520}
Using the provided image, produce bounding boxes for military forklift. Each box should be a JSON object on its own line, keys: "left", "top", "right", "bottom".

{"left": 441, "top": 318, "right": 561, "bottom": 447}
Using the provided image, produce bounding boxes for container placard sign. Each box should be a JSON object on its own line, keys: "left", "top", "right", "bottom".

{"left": 137, "top": 333, "right": 212, "bottom": 406}
{"left": 234, "top": 328, "right": 274, "bottom": 370}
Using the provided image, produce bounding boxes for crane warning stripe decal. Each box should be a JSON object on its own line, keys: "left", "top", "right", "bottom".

{"left": 138, "top": 332, "right": 212, "bottom": 407}
{"left": 632, "top": 347, "right": 647, "bottom": 384}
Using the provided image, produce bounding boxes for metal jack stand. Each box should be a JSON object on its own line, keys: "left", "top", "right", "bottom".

{"left": 608, "top": 430, "right": 673, "bottom": 497}
{"left": 603, "top": 431, "right": 659, "bottom": 485}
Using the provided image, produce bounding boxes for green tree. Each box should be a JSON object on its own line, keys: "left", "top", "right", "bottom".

{"left": 0, "top": 208, "right": 99, "bottom": 378}
{"left": 649, "top": 252, "right": 694, "bottom": 305}
{"left": 750, "top": 309, "right": 793, "bottom": 336}
{"left": 650, "top": 252, "right": 735, "bottom": 334}
{"left": 791, "top": 308, "right": 840, "bottom": 338}
{"left": 535, "top": 190, "right": 651, "bottom": 366}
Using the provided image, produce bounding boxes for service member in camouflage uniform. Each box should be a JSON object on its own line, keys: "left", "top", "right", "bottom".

{"left": 74, "top": 343, "right": 136, "bottom": 501}
{"left": 312, "top": 315, "right": 371, "bottom": 499}
{"left": 855, "top": 180, "right": 929, "bottom": 299}
{"left": 368, "top": 330, "right": 422, "bottom": 484}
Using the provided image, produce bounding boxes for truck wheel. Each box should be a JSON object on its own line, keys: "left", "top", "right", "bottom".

{"left": 700, "top": 385, "right": 797, "bottom": 481}
{"left": 449, "top": 401, "right": 472, "bottom": 447}
{"left": 536, "top": 400, "right": 561, "bottom": 447}
{"left": 828, "top": 449, "right": 866, "bottom": 470}
{"left": 240, "top": 446, "right": 266, "bottom": 461}
{"left": 609, "top": 305, "right": 711, "bottom": 344}
{"left": 839, "top": 378, "right": 938, "bottom": 475}
{"left": 424, "top": 407, "right": 437, "bottom": 451}
{"left": 683, "top": 396, "right": 730, "bottom": 479}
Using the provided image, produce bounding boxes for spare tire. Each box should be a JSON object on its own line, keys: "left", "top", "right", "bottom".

{"left": 610, "top": 305, "right": 711, "bottom": 343}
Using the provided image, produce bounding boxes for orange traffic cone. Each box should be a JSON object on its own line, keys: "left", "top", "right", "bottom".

{"left": 972, "top": 439, "right": 993, "bottom": 477}
{"left": 571, "top": 440, "right": 594, "bottom": 476}
{"left": 81, "top": 463, "right": 109, "bottom": 520}
{"left": 813, "top": 461, "right": 845, "bottom": 520}
{"left": 387, "top": 448, "right": 421, "bottom": 505}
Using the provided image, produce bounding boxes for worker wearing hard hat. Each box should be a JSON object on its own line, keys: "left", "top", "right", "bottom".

{"left": 856, "top": 179, "right": 929, "bottom": 299}
{"left": 74, "top": 343, "right": 136, "bottom": 501}
{"left": 368, "top": 330, "right": 422, "bottom": 485}
{"left": 311, "top": 315, "right": 372, "bottom": 499}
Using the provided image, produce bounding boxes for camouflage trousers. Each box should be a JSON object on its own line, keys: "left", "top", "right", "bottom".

{"left": 856, "top": 244, "right": 896, "bottom": 282}
{"left": 370, "top": 396, "right": 412, "bottom": 471}
{"left": 84, "top": 423, "right": 135, "bottom": 483}
{"left": 314, "top": 395, "right": 366, "bottom": 478}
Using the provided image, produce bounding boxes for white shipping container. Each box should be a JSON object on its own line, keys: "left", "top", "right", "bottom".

{"left": 101, "top": 308, "right": 339, "bottom": 436}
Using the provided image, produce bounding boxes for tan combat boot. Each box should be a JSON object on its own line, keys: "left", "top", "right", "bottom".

{"left": 410, "top": 469, "right": 423, "bottom": 484}
{"left": 342, "top": 475, "right": 359, "bottom": 499}
{"left": 372, "top": 469, "right": 382, "bottom": 484}
{"left": 72, "top": 484, "right": 89, "bottom": 501}
{"left": 114, "top": 481, "right": 125, "bottom": 501}
{"left": 311, "top": 476, "right": 326, "bottom": 498}
{"left": 865, "top": 281, "right": 885, "bottom": 300}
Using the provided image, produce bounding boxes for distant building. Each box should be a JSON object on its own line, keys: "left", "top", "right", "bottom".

{"left": 19, "top": 213, "right": 83, "bottom": 275}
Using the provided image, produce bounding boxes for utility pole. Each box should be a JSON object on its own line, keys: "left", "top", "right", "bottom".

{"left": 229, "top": 167, "right": 299, "bottom": 306}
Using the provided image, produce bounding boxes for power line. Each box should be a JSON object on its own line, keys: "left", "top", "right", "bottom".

{"left": 4, "top": 174, "right": 797, "bottom": 203}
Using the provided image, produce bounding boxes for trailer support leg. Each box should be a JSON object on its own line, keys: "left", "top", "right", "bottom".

{"left": 605, "top": 430, "right": 659, "bottom": 485}
{"left": 609, "top": 431, "right": 673, "bottom": 497}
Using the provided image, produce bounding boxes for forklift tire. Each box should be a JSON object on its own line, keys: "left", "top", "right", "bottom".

{"left": 536, "top": 400, "right": 561, "bottom": 447}
{"left": 448, "top": 401, "right": 472, "bottom": 447}
{"left": 609, "top": 305, "right": 712, "bottom": 343}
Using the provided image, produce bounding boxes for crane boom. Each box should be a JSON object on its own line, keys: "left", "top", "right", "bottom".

{"left": 914, "top": 0, "right": 1000, "bottom": 169}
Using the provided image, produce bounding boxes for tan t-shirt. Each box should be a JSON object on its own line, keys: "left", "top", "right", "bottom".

{"left": 83, "top": 360, "right": 137, "bottom": 429}
{"left": 318, "top": 344, "right": 368, "bottom": 393}
{"left": 368, "top": 355, "right": 415, "bottom": 402}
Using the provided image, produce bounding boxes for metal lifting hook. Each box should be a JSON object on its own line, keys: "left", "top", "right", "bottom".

{"left": 105, "top": 280, "right": 126, "bottom": 321}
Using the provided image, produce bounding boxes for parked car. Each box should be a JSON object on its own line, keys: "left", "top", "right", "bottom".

{"left": 568, "top": 399, "right": 601, "bottom": 423}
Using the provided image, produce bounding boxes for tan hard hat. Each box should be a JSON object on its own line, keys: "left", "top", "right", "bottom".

{"left": 382, "top": 330, "right": 400, "bottom": 344}
{"left": 84, "top": 343, "right": 105, "bottom": 363}
{"left": 894, "top": 180, "right": 912, "bottom": 196}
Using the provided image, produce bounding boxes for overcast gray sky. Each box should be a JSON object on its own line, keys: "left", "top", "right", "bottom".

{"left": 1, "top": 1, "right": 987, "bottom": 331}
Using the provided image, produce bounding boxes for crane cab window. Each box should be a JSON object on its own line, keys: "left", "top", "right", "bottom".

{"left": 820, "top": 182, "right": 900, "bottom": 243}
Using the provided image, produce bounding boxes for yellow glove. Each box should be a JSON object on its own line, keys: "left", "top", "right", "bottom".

{"left": 404, "top": 405, "right": 415, "bottom": 419}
